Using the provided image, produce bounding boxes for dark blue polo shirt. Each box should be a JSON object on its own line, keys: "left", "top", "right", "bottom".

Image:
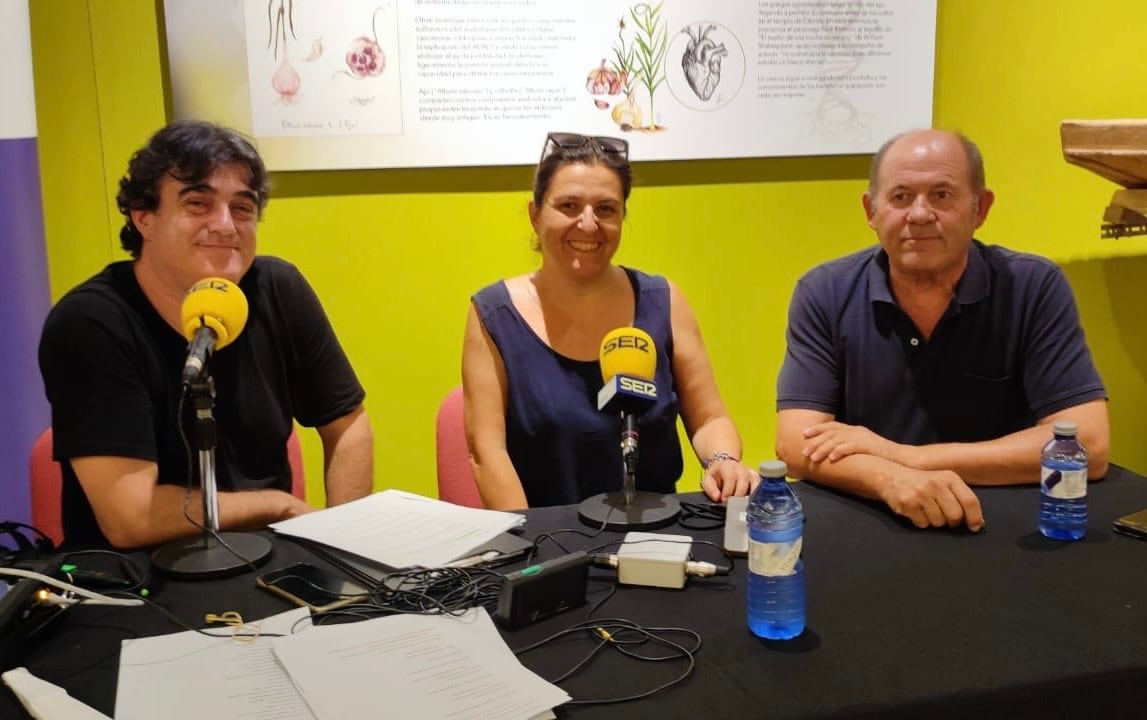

{"left": 776, "top": 241, "right": 1106, "bottom": 444}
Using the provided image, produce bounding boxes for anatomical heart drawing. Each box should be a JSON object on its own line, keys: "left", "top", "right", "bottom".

{"left": 681, "top": 24, "right": 726, "bottom": 101}
{"left": 666, "top": 20, "right": 744, "bottom": 112}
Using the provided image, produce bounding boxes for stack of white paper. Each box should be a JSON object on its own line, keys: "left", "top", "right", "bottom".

{"left": 269, "top": 489, "right": 526, "bottom": 568}
{"left": 116, "top": 607, "right": 316, "bottom": 719}
{"left": 273, "top": 609, "right": 568, "bottom": 720}
{"left": 115, "top": 608, "right": 566, "bottom": 720}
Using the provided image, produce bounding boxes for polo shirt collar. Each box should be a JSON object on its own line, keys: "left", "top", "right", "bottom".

{"left": 867, "top": 240, "right": 990, "bottom": 307}
{"left": 953, "top": 240, "right": 990, "bottom": 305}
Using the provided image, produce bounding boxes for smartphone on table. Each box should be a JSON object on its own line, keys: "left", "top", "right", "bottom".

{"left": 1113, "top": 508, "right": 1147, "bottom": 540}
{"left": 256, "top": 562, "right": 370, "bottom": 612}
{"left": 723, "top": 496, "right": 749, "bottom": 557}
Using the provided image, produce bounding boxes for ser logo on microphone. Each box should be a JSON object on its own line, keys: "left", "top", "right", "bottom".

{"left": 191, "top": 278, "right": 236, "bottom": 293}
{"left": 601, "top": 335, "right": 651, "bottom": 354}
{"left": 619, "top": 376, "right": 657, "bottom": 398}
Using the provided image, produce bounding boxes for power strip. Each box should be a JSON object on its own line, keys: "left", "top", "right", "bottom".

{"left": 617, "top": 532, "right": 692, "bottom": 589}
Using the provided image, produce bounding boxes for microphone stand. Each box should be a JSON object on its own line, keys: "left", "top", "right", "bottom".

{"left": 151, "top": 375, "right": 271, "bottom": 579}
{"left": 577, "top": 412, "right": 681, "bottom": 531}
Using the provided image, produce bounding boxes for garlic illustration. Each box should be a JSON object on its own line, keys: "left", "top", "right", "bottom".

{"left": 335, "top": 7, "right": 387, "bottom": 79}
{"left": 302, "top": 37, "right": 323, "bottom": 62}
{"left": 272, "top": 53, "right": 301, "bottom": 103}
{"left": 267, "top": 0, "right": 301, "bottom": 103}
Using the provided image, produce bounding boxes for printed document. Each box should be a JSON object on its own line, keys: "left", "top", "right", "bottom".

{"left": 269, "top": 489, "right": 525, "bottom": 568}
{"left": 116, "top": 607, "right": 315, "bottom": 720}
{"left": 272, "top": 608, "right": 568, "bottom": 720}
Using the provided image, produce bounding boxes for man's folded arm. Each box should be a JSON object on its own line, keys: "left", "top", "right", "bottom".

{"left": 72, "top": 455, "right": 312, "bottom": 549}
{"left": 776, "top": 408, "right": 985, "bottom": 531}
{"left": 777, "top": 408, "right": 910, "bottom": 498}
{"left": 906, "top": 399, "right": 1110, "bottom": 484}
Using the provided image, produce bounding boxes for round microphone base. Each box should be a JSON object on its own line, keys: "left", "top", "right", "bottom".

{"left": 578, "top": 492, "right": 682, "bottom": 531}
{"left": 151, "top": 532, "right": 272, "bottom": 580}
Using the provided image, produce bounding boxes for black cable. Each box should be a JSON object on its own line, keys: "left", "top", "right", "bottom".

{"left": 299, "top": 566, "right": 505, "bottom": 624}
{"left": 0, "top": 521, "right": 56, "bottom": 553}
{"left": 690, "top": 538, "right": 736, "bottom": 575}
{"left": 524, "top": 501, "right": 620, "bottom": 564}
{"left": 60, "top": 548, "right": 149, "bottom": 594}
{"left": 587, "top": 534, "right": 694, "bottom": 556}
{"left": 514, "top": 617, "right": 701, "bottom": 706}
{"left": 111, "top": 592, "right": 286, "bottom": 640}
{"left": 585, "top": 582, "right": 617, "bottom": 618}
{"left": 526, "top": 525, "right": 607, "bottom": 565}
{"left": 677, "top": 501, "right": 726, "bottom": 530}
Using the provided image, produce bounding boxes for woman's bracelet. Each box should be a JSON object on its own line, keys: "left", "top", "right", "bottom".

{"left": 700, "top": 452, "right": 739, "bottom": 470}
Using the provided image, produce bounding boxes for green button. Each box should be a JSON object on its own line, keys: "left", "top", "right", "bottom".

{"left": 60, "top": 563, "right": 78, "bottom": 573}
{"left": 521, "top": 565, "right": 542, "bottom": 576}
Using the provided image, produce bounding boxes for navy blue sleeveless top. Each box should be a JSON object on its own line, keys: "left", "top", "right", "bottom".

{"left": 473, "top": 267, "right": 683, "bottom": 506}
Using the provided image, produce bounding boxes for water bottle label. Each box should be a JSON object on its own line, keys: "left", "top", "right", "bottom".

{"left": 748, "top": 537, "right": 802, "bottom": 577}
{"left": 1041, "top": 466, "right": 1087, "bottom": 500}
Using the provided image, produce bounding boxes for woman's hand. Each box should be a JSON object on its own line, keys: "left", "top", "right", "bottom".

{"left": 701, "top": 459, "right": 758, "bottom": 502}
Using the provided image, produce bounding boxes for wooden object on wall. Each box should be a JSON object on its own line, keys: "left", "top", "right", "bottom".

{"left": 1061, "top": 119, "right": 1147, "bottom": 237}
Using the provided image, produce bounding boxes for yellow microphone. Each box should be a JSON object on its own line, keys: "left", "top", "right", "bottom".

{"left": 597, "top": 327, "right": 659, "bottom": 492}
{"left": 599, "top": 327, "right": 656, "bottom": 382}
{"left": 180, "top": 278, "right": 249, "bottom": 383}
{"left": 578, "top": 326, "right": 682, "bottom": 528}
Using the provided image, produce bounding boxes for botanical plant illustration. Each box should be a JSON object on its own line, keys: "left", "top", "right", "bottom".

{"left": 586, "top": 58, "right": 624, "bottom": 109}
{"left": 681, "top": 24, "right": 727, "bottom": 101}
{"left": 268, "top": 0, "right": 301, "bottom": 103}
{"left": 335, "top": 6, "right": 386, "bottom": 80}
{"left": 609, "top": 18, "right": 634, "bottom": 94}
{"left": 626, "top": 1, "right": 667, "bottom": 130}
{"left": 301, "top": 37, "right": 323, "bottom": 62}
{"left": 606, "top": 18, "right": 642, "bottom": 128}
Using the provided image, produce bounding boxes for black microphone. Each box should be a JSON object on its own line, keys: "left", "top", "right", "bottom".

{"left": 178, "top": 278, "right": 248, "bottom": 384}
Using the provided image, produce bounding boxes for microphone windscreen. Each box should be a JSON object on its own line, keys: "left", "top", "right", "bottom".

{"left": 599, "top": 327, "right": 656, "bottom": 382}
{"left": 181, "top": 277, "right": 249, "bottom": 349}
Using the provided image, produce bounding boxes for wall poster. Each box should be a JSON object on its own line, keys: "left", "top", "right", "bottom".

{"left": 164, "top": 0, "right": 936, "bottom": 170}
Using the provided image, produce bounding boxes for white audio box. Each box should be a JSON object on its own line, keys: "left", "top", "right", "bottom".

{"left": 617, "top": 532, "right": 692, "bottom": 589}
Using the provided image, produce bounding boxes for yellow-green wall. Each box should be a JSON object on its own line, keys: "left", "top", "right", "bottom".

{"left": 29, "top": 0, "right": 1147, "bottom": 502}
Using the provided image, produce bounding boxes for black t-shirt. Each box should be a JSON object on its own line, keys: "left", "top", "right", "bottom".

{"left": 38, "top": 258, "right": 366, "bottom": 546}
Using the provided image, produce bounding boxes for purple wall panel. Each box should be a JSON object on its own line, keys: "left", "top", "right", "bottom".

{"left": 0, "top": 136, "right": 51, "bottom": 526}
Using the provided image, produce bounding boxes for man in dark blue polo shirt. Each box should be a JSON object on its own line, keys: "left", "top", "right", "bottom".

{"left": 775, "top": 129, "right": 1109, "bottom": 532}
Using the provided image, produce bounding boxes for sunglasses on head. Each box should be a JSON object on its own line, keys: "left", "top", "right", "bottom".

{"left": 541, "top": 132, "right": 629, "bottom": 163}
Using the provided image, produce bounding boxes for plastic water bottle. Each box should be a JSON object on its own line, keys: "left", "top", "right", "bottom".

{"left": 747, "top": 459, "right": 805, "bottom": 639}
{"left": 1038, "top": 420, "right": 1088, "bottom": 541}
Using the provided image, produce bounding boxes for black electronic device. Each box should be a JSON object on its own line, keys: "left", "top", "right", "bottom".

{"left": 494, "top": 551, "right": 590, "bottom": 630}
{"left": 256, "top": 562, "right": 370, "bottom": 612}
{"left": 1113, "top": 508, "right": 1147, "bottom": 540}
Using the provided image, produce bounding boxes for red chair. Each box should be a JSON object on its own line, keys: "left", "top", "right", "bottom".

{"left": 435, "top": 386, "right": 484, "bottom": 508}
{"left": 29, "top": 429, "right": 63, "bottom": 547}
{"left": 30, "top": 427, "right": 306, "bottom": 546}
